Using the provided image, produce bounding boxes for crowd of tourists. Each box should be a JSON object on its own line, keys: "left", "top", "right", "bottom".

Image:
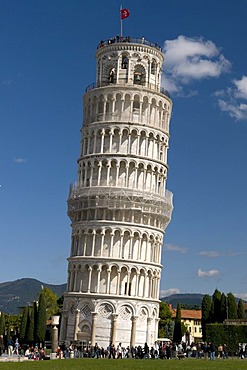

{"left": 0, "top": 336, "right": 48, "bottom": 360}
{"left": 56, "top": 340, "right": 234, "bottom": 360}
{"left": 1, "top": 336, "right": 246, "bottom": 361}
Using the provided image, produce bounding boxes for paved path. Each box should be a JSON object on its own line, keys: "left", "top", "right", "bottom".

{"left": 0, "top": 354, "right": 29, "bottom": 362}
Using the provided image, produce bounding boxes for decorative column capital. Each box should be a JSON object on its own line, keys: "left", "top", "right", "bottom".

{"left": 131, "top": 315, "right": 138, "bottom": 322}
{"left": 112, "top": 313, "right": 118, "bottom": 321}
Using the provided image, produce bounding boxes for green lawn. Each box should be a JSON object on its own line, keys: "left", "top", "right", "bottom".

{"left": 0, "top": 358, "right": 246, "bottom": 370}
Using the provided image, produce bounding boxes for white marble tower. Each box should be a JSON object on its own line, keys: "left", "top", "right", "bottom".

{"left": 60, "top": 36, "right": 173, "bottom": 350}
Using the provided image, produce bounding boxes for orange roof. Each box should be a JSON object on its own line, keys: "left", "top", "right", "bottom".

{"left": 171, "top": 309, "right": 202, "bottom": 320}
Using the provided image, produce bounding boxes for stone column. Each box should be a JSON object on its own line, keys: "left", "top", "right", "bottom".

{"left": 103, "top": 100, "right": 106, "bottom": 121}
{"left": 100, "top": 230, "right": 105, "bottom": 255}
{"left": 100, "top": 129, "right": 105, "bottom": 153}
{"left": 74, "top": 309, "right": 80, "bottom": 341}
{"left": 87, "top": 135, "right": 91, "bottom": 155}
{"left": 93, "top": 130, "right": 97, "bottom": 153}
{"left": 87, "top": 266, "right": 92, "bottom": 292}
{"left": 91, "top": 231, "right": 96, "bottom": 256}
{"left": 109, "top": 131, "right": 113, "bottom": 152}
{"left": 106, "top": 162, "right": 111, "bottom": 185}
{"left": 135, "top": 272, "right": 140, "bottom": 297}
{"left": 130, "top": 316, "right": 138, "bottom": 349}
{"left": 106, "top": 268, "right": 111, "bottom": 294}
{"left": 155, "top": 318, "right": 160, "bottom": 342}
{"left": 111, "top": 313, "right": 118, "bottom": 346}
{"left": 115, "top": 163, "right": 120, "bottom": 186}
{"left": 59, "top": 312, "right": 66, "bottom": 341}
{"left": 129, "top": 235, "right": 134, "bottom": 259}
{"left": 96, "top": 266, "right": 101, "bottom": 293}
{"left": 143, "top": 272, "right": 147, "bottom": 297}
{"left": 116, "top": 269, "right": 121, "bottom": 295}
{"left": 73, "top": 268, "right": 78, "bottom": 291}
{"left": 146, "top": 317, "right": 152, "bottom": 347}
{"left": 83, "top": 233, "right": 88, "bottom": 256}
{"left": 51, "top": 316, "right": 60, "bottom": 353}
{"left": 91, "top": 312, "right": 98, "bottom": 346}
{"left": 109, "top": 232, "right": 114, "bottom": 257}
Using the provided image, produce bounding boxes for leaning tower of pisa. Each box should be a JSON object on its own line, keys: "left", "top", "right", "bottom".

{"left": 60, "top": 36, "right": 173, "bottom": 350}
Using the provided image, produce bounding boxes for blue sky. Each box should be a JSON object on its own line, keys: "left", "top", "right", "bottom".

{"left": 1, "top": 0, "right": 247, "bottom": 299}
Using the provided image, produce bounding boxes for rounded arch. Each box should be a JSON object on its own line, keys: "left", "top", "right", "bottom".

{"left": 96, "top": 301, "right": 115, "bottom": 317}
{"left": 134, "top": 64, "right": 146, "bottom": 85}
{"left": 117, "top": 302, "right": 135, "bottom": 317}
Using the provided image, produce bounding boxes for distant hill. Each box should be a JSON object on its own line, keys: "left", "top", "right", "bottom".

{"left": 161, "top": 293, "right": 206, "bottom": 308}
{"left": 0, "top": 278, "right": 66, "bottom": 315}
{"left": 1, "top": 279, "right": 245, "bottom": 315}
{"left": 161, "top": 293, "right": 246, "bottom": 309}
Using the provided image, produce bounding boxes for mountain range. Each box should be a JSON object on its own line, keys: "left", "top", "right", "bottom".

{"left": 0, "top": 278, "right": 66, "bottom": 315}
{"left": 0, "top": 278, "right": 208, "bottom": 315}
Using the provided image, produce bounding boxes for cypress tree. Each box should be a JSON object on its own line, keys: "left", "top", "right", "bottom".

{"left": 36, "top": 291, "right": 47, "bottom": 344}
{"left": 27, "top": 307, "right": 34, "bottom": 345}
{"left": 33, "top": 301, "right": 38, "bottom": 344}
{"left": 19, "top": 306, "right": 28, "bottom": 343}
{"left": 220, "top": 292, "right": 227, "bottom": 322}
{"left": 227, "top": 292, "right": 238, "bottom": 319}
{"left": 0, "top": 312, "right": 5, "bottom": 336}
{"left": 173, "top": 303, "right": 182, "bottom": 343}
{"left": 201, "top": 294, "right": 212, "bottom": 340}
{"left": 211, "top": 289, "right": 222, "bottom": 322}
{"left": 237, "top": 299, "right": 245, "bottom": 319}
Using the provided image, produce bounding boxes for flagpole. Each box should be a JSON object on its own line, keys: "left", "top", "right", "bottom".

{"left": 120, "top": 5, "right": 123, "bottom": 38}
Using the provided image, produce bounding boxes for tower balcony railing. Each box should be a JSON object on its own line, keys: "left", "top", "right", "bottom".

{"left": 97, "top": 36, "right": 162, "bottom": 51}
{"left": 68, "top": 181, "right": 173, "bottom": 210}
{"left": 85, "top": 81, "right": 170, "bottom": 99}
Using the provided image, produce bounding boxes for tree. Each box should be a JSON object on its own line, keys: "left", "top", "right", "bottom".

{"left": 57, "top": 295, "right": 64, "bottom": 312}
{"left": 237, "top": 299, "right": 245, "bottom": 319}
{"left": 227, "top": 292, "right": 238, "bottom": 319}
{"left": 220, "top": 293, "right": 227, "bottom": 322}
{"left": 41, "top": 287, "right": 59, "bottom": 319}
{"left": 36, "top": 291, "right": 47, "bottom": 344}
{"left": 19, "top": 306, "right": 28, "bottom": 343}
{"left": 201, "top": 294, "right": 212, "bottom": 340}
{"left": 173, "top": 303, "right": 182, "bottom": 343}
{"left": 158, "top": 302, "right": 172, "bottom": 338}
{"left": 5, "top": 314, "right": 21, "bottom": 340}
{"left": 211, "top": 289, "right": 222, "bottom": 323}
{"left": 0, "top": 312, "right": 5, "bottom": 336}
{"left": 26, "top": 307, "right": 34, "bottom": 344}
{"left": 33, "top": 301, "right": 38, "bottom": 344}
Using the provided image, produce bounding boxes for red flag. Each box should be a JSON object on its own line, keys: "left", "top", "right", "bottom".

{"left": 121, "top": 8, "right": 130, "bottom": 19}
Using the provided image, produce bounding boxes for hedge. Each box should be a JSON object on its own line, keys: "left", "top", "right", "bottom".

{"left": 206, "top": 323, "right": 247, "bottom": 354}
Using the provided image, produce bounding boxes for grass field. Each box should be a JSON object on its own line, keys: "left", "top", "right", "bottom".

{"left": 0, "top": 358, "right": 246, "bottom": 370}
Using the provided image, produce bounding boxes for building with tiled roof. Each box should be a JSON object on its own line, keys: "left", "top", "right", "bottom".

{"left": 170, "top": 305, "right": 202, "bottom": 343}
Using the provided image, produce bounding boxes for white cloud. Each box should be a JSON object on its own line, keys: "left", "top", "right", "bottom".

{"left": 198, "top": 250, "right": 246, "bottom": 258}
{"left": 234, "top": 76, "right": 247, "bottom": 99}
{"left": 215, "top": 76, "right": 247, "bottom": 121}
{"left": 162, "top": 35, "right": 231, "bottom": 93}
{"left": 198, "top": 250, "right": 220, "bottom": 258}
{"left": 14, "top": 157, "right": 27, "bottom": 163}
{"left": 218, "top": 99, "right": 247, "bottom": 120}
{"left": 160, "top": 288, "right": 181, "bottom": 298}
{"left": 164, "top": 243, "right": 187, "bottom": 254}
{"left": 197, "top": 268, "right": 219, "bottom": 278}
